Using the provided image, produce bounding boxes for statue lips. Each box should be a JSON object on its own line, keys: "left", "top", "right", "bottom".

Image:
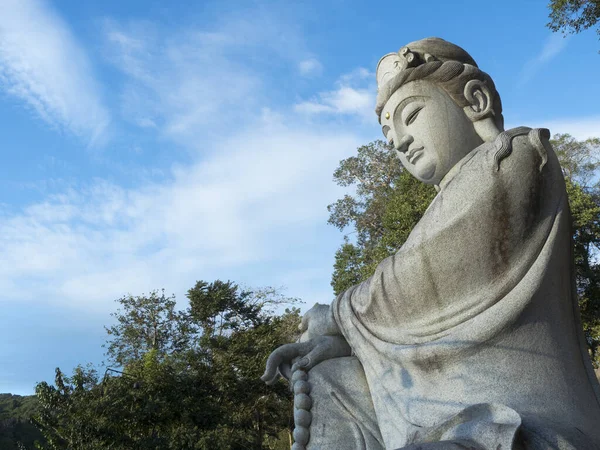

{"left": 407, "top": 146, "right": 425, "bottom": 164}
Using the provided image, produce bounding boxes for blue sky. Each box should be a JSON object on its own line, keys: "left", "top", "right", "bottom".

{"left": 1, "top": 0, "right": 599, "bottom": 395}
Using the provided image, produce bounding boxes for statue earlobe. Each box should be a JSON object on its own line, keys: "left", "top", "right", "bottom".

{"left": 463, "top": 79, "right": 494, "bottom": 122}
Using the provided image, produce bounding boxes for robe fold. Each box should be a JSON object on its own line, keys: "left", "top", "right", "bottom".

{"left": 331, "top": 128, "right": 600, "bottom": 449}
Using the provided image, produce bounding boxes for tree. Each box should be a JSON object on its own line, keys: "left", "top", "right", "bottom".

{"left": 186, "top": 280, "right": 300, "bottom": 448}
{"left": 33, "top": 357, "right": 222, "bottom": 450}
{"left": 552, "top": 133, "right": 600, "bottom": 187}
{"left": 187, "top": 280, "right": 262, "bottom": 338}
{"left": 0, "top": 394, "right": 45, "bottom": 449}
{"left": 552, "top": 134, "right": 600, "bottom": 364}
{"left": 33, "top": 281, "right": 300, "bottom": 449}
{"left": 328, "top": 140, "right": 436, "bottom": 295}
{"left": 547, "top": 0, "right": 600, "bottom": 48}
{"left": 104, "top": 290, "right": 194, "bottom": 366}
{"left": 328, "top": 135, "right": 600, "bottom": 366}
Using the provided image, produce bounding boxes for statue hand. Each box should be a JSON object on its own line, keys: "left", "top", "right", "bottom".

{"left": 298, "top": 303, "right": 340, "bottom": 342}
{"left": 261, "top": 335, "right": 351, "bottom": 385}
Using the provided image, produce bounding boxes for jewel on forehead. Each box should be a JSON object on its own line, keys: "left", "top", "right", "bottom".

{"left": 385, "top": 112, "right": 390, "bottom": 120}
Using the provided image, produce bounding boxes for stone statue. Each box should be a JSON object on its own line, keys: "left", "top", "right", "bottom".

{"left": 262, "top": 37, "right": 600, "bottom": 450}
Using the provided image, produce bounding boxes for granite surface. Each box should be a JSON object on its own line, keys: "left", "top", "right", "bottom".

{"left": 263, "top": 38, "right": 600, "bottom": 450}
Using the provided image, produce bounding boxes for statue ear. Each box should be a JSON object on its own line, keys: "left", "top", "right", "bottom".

{"left": 463, "top": 79, "right": 494, "bottom": 122}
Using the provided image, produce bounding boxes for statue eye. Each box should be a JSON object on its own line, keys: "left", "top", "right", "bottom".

{"left": 405, "top": 106, "right": 424, "bottom": 125}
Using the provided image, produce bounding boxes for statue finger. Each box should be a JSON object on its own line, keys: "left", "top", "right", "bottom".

{"left": 291, "top": 355, "right": 311, "bottom": 373}
{"left": 291, "top": 337, "right": 351, "bottom": 373}
{"left": 262, "top": 343, "right": 310, "bottom": 385}
{"left": 262, "top": 344, "right": 298, "bottom": 384}
{"left": 291, "top": 346, "right": 327, "bottom": 373}
{"left": 279, "top": 362, "right": 292, "bottom": 380}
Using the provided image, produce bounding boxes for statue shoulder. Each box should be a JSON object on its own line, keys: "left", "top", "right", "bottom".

{"left": 492, "top": 127, "right": 552, "bottom": 175}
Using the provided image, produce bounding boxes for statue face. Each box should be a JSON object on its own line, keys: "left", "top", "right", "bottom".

{"left": 380, "top": 80, "right": 483, "bottom": 185}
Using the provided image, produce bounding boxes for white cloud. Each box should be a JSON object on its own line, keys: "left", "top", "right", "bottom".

{"left": 104, "top": 21, "right": 262, "bottom": 144}
{"left": 505, "top": 115, "right": 600, "bottom": 141}
{"left": 0, "top": 118, "right": 362, "bottom": 310}
{"left": 534, "top": 116, "right": 600, "bottom": 140}
{"left": 519, "top": 34, "right": 570, "bottom": 86}
{"left": 103, "top": 13, "right": 318, "bottom": 146}
{"left": 295, "top": 86, "right": 374, "bottom": 116}
{"left": 0, "top": 11, "right": 374, "bottom": 315}
{"left": 338, "top": 67, "right": 371, "bottom": 84}
{"left": 294, "top": 68, "right": 375, "bottom": 119}
{"left": 298, "top": 58, "right": 323, "bottom": 76}
{"left": 0, "top": 0, "right": 110, "bottom": 146}
{"left": 294, "top": 102, "right": 337, "bottom": 115}
{"left": 537, "top": 34, "right": 569, "bottom": 64}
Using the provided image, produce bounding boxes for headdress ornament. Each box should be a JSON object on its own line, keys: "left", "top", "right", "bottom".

{"left": 375, "top": 37, "right": 480, "bottom": 119}
{"left": 376, "top": 37, "right": 477, "bottom": 89}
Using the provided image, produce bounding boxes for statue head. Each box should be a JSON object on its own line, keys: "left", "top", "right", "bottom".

{"left": 376, "top": 37, "right": 504, "bottom": 185}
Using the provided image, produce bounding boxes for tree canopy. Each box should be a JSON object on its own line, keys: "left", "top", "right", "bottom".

{"left": 0, "top": 394, "right": 44, "bottom": 450}
{"left": 32, "top": 281, "right": 301, "bottom": 450}
{"left": 554, "top": 134, "right": 600, "bottom": 362}
{"left": 547, "top": 0, "right": 600, "bottom": 48}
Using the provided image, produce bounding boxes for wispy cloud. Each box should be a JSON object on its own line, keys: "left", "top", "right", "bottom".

{"left": 0, "top": 0, "right": 110, "bottom": 146}
{"left": 519, "top": 33, "right": 570, "bottom": 86}
{"left": 294, "top": 68, "right": 375, "bottom": 119}
{"left": 298, "top": 58, "right": 323, "bottom": 76}
{"left": 533, "top": 115, "right": 600, "bottom": 140}
{"left": 104, "top": 21, "right": 260, "bottom": 144}
{"left": 0, "top": 119, "right": 360, "bottom": 310}
{"left": 0, "top": 9, "right": 371, "bottom": 320}
{"left": 103, "top": 12, "right": 318, "bottom": 147}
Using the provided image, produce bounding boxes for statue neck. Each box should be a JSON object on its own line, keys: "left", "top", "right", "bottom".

{"left": 474, "top": 117, "right": 502, "bottom": 143}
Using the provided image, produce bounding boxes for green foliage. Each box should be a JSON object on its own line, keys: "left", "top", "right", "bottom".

{"left": 552, "top": 134, "right": 600, "bottom": 365}
{"left": 104, "top": 290, "right": 194, "bottom": 366}
{"left": 33, "top": 282, "right": 301, "bottom": 449}
{"left": 328, "top": 140, "right": 436, "bottom": 295}
{"left": 331, "top": 239, "right": 364, "bottom": 297}
{"left": 329, "top": 135, "right": 600, "bottom": 366}
{"left": 552, "top": 134, "right": 600, "bottom": 186}
{"left": 187, "top": 281, "right": 292, "bottom": 337}
{"left": 547, "top": 0, "right": 600, "bottom": 45}
{"left": 0, "top": 394, "right": 44, "bottom": 449}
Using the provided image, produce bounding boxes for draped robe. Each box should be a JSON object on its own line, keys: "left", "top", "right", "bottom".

{"left": 329, "top": 128, "right": 600, "bottom": 449}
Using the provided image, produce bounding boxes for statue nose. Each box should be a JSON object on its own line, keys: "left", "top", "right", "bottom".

{"left": 395, "top": 134, "right": 414, "bottom": 153}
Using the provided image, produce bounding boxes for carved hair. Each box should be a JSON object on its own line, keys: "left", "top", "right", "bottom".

{"left": 375, "top": 60, "right": 504, "bottom": 130}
